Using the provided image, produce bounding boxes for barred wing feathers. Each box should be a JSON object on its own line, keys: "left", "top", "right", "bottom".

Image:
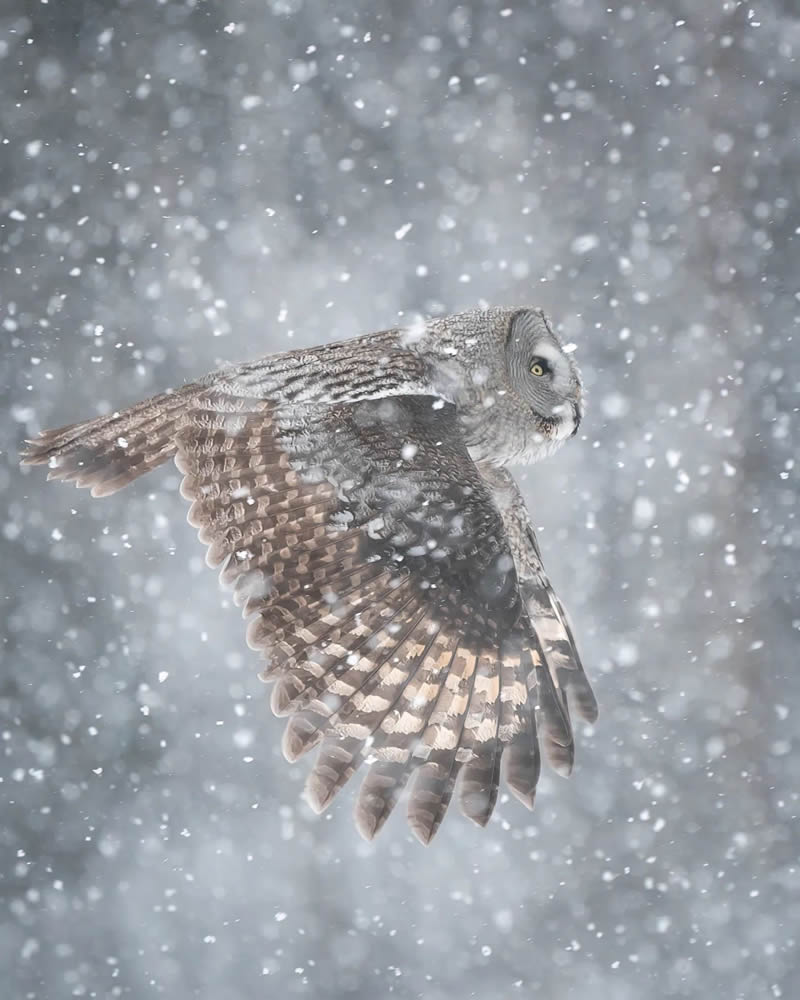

{"left": 22, "top": 366, "right": 590, "bottom": 843}
{"left": 176, "top": 390, "right": 577, "bottom": 842}
{"left": 520, "top": 524, "right": 599, "bottom": 728}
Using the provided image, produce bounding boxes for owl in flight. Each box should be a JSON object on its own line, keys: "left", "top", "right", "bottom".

{"left": 22, "top": 307, "right": 597, "bottom": 844}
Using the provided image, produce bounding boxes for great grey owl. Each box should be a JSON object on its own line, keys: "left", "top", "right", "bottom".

{"left": 22, "top": 307, "right": 597, "bottom": 844}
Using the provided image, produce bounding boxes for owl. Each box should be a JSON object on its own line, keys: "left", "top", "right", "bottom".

{"left": 22, "top": 307, "right": 597, "bottom": 843}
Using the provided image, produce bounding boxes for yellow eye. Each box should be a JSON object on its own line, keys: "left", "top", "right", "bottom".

{"left": 530, "top": 361, "right": 545, "bottom": 377}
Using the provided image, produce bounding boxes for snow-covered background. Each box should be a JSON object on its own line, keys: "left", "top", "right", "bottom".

{"left": 2, "top": 1, "right": 798, "bottom": 997}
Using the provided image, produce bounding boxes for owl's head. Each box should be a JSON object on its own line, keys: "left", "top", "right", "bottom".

{"left": 503, "top": 307, "right": 583, "bottom": 435}
{"left": 419, "top": 307, "right": 584, "bottom": 465}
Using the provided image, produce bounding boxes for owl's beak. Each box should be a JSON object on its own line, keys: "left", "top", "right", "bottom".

{"left": 571, "top": 400, "right": 583, "bottom": 436}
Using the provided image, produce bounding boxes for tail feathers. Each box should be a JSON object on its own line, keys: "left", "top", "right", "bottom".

{"left": 21, "top": 385, "right": 201, "bottom": 496}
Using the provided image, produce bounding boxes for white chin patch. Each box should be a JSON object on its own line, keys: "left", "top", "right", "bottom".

{"left": 523, "top": 412, "right": 576, "bottom": 462}
{"left": 551, "top": 413, "right": 575, "bottom": 441}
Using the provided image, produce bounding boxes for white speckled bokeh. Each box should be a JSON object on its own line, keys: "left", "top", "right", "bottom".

{"left": 2, "top": 2, "right": 798, "bottom": 997}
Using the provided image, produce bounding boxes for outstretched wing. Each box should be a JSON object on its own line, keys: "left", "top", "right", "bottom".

{"left": 22, "top": 365, "right": 590, "bottom": 843}
{"left": 172, "top": 385, "right": 580, "bottom": 842}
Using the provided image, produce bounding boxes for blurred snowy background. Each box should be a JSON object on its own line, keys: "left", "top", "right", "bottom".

{"left": 2, "top": 1, "right": 799, "bottom": 997}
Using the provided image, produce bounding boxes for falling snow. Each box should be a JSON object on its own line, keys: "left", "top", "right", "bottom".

{"left": 2, "top": 2, "right": 799, "bottom": 1000}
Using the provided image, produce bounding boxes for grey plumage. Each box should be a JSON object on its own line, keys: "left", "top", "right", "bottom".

{"left": 21, "top": 306, "right": 597, "bottom": 844}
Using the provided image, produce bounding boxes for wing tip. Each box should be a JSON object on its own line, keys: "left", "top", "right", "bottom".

{"left": 90, "top": 481, "right": 119, "bottom": 499}
{"left": 507, "top": 785, "right": 537, "bottom": 811}
{"left": 303, "top": 777, "right": 333, "bottom": 815}
{"left": 354, "top": 806, "right": 380, "bottom": 842}
{"left": 20, "top": 430, "right": 63, "bottom": 465}
{"left": 19, "top": 443, "right": 40, "bottom": 466}
{"left": 549, "top": 756, "right": 574, "bottom": 779}
{"left": 271, "top": 677, "right": 302, "bottom": 716}
{"left": 462, "top": 809, "right": 492, "bottom": 829}
{"left": 542, "top": 735, "right": 575, "bottom": 778}
{"left": 408, "top": 818, "right": 437, "bottom": 846}
{"left": 281, "top": 715, "right": 322, "bottom": 762}
{"left": 574, "top": 686, "right": 599, "bottom": 725}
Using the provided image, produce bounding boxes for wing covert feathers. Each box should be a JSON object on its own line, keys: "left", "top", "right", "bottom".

{"left": 22, "top": 377, "right": 595, "bottom": 844}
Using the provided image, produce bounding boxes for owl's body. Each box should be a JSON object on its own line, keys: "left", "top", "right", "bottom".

{"left": 22, "top": 307, "right": 597, "bottom": 843}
